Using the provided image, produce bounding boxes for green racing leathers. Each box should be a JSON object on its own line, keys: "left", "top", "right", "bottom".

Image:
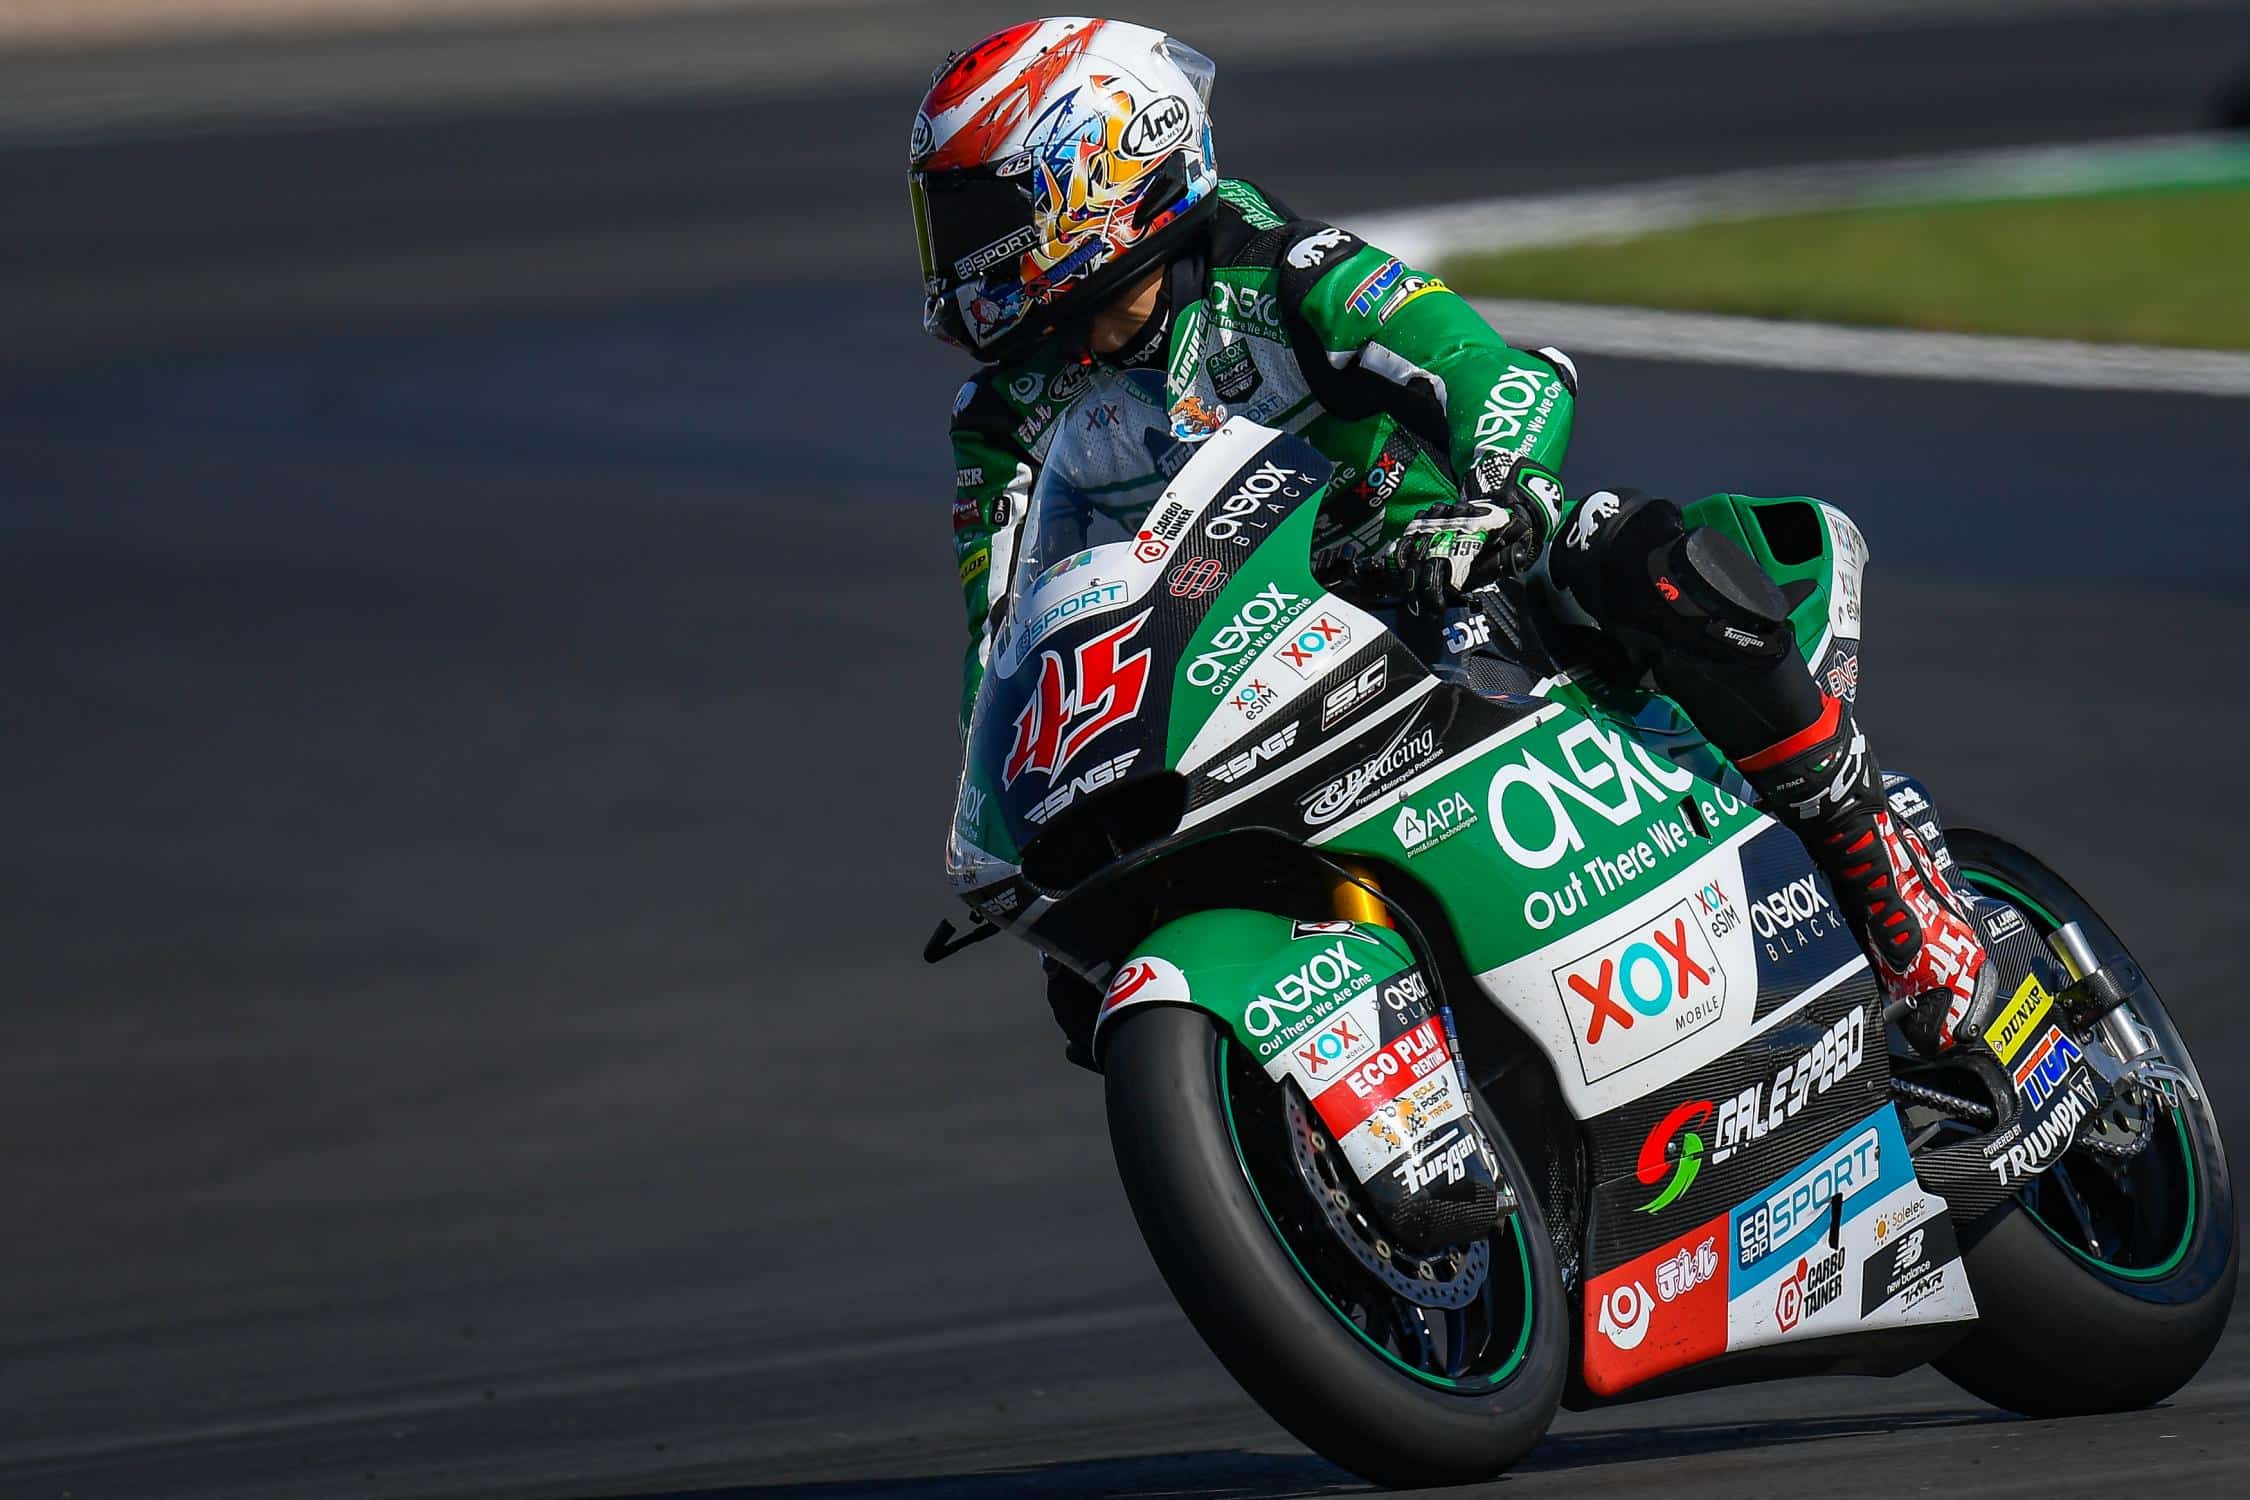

{"left": 947, "top": 178, "right": 1576, "bottom": 726}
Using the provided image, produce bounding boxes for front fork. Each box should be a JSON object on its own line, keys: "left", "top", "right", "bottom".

{"left": 1318, "top": 859, "right": 1520, "bottom": 1255}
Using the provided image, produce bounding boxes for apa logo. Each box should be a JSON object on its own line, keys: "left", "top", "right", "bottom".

{"left": 1488, "top": 720, "right": 1698, "bottom": 870}
{"left": 1294, "top": 1011, "right": 1373, "bottom": 1078}
{"left": 1004, "top": 610, "right": 1154, "bottom": 787}
{"left": 1636, "top": 1098, "right": 1713, "bottom": 1213}
{"left": 1278, "top": 613, "right": 1351, "bottom": 676}
{"left": 1393, "top": 791, "right": 1478, "bottom": 855}
{"left": 1553, "top": 904, "right": 1728, "bottom": 1083}
{"left": 1596, "top": 1281, "right": 1653, "bottom": 1351}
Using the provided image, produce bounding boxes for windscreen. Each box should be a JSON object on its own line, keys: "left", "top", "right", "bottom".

{"left": 1000, "top": 367, "right": 1181, "bottom": 619}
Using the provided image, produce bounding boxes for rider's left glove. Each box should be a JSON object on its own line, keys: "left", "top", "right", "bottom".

{"left": 1370, "top": 455, "right": 1567, "bottom": 605}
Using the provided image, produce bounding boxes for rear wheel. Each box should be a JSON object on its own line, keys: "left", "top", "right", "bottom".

{"left": 1103, "top": 1004, "right": 1567, "bottom": 1487}
{"left": 1933, "top": 830, "right": 2236, "bottom": 1415}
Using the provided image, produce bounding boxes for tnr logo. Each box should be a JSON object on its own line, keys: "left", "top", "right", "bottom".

{"left": 1552, "top": 901, "right": 1730, "bottom": 1084}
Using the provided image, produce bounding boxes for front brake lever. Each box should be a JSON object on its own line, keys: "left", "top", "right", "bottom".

{"left": 924, "top": 916, "right": 1001, "bottom": 964}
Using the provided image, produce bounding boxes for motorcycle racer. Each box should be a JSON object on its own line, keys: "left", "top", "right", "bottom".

{"left": 913, "top": 17, "right": 1990, "bottom": 1055}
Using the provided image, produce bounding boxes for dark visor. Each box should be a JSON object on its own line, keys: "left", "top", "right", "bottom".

{"left": 911, "top": 170, "right": 1041, "bottom": 292}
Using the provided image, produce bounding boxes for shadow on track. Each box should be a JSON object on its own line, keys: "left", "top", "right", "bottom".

{"left": 629, "top": 1407, "right": 2016, "bottom": 1497}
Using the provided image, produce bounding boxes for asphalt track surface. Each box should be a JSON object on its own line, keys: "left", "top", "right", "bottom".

{"left": 3, "top": 6, "right": 2248, "bottom": 1498}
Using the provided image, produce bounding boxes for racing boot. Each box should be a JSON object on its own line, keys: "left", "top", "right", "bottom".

{"left": 1738, "top": 694, "right": 1992, "bottom": 1054}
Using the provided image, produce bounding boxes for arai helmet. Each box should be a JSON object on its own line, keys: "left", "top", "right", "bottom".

{"left": 909, "top": 17, "right": 1218, "bottom": 361}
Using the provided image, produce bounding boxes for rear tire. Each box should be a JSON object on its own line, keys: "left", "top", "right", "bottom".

{"left": 1936, "top": 831, "right": 2236, "bottom": 1416}
{"left": 1103, "top": 1003, "right": 1567, "bottom": 1487}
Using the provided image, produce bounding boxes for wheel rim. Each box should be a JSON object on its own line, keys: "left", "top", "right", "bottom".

{"left": 1217, "top": 1034, "right": 1537, "bottom": 1392}
{"left": 1962, "top": 868, "right": 2199, "bottom": 1280}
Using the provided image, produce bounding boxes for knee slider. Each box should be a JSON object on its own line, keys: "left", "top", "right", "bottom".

{"left": 1650, "top": 526, "right": 1796, "bottom": 662}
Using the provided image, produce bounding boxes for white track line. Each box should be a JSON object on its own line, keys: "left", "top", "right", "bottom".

{"left": 1352, "top": 133, "right": 2250, "bottom": 397}
{"left": 1467, "top": 298, "right": 2250, "bottom": 399}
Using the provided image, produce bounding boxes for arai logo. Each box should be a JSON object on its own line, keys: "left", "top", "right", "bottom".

{"left": 1119, "top": 93, "right": 1192, "bottom": 158}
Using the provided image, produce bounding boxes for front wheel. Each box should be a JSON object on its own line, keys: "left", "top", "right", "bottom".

{"left": 1934, "top": 830, "right": 2236, "bottom": 1416}
{"left": 1102, "top": 1004, "right": 1568, "bottom": 1488}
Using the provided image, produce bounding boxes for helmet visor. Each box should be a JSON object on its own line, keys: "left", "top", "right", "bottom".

{"left": 911, "top": 170, "right": 1042, "bottom": 292}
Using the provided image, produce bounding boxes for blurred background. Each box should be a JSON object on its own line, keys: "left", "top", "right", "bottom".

{"left": 3, "top": 3, "right": 2246, "bottom": 1497}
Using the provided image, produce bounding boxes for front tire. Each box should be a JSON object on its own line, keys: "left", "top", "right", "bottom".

{"left": 1935, "top": 830, "right": 2236, "bottom": 1416}
{"left": 1103, "top": 1004, "right": 1567, "bottom": 1487}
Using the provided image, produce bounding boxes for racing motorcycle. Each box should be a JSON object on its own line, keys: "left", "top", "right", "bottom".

{"left": 931, "top": 370, "right": 2234, "bottom": 1487}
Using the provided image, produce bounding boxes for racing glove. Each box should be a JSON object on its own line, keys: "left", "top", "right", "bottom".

{"left": 1367, "top": 455, "right": 1568, "bottom": 605}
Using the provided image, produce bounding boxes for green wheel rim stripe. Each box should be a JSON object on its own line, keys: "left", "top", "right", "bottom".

{"left": 1218, "top": 1036, "right": 1536, "bottom": 1391}
{"left": 1963, "top": 869, "right": 2198, "bottom": 1282}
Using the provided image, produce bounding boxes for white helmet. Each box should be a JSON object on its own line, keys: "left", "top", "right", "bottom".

{"left": 908, "top": 17, "right": 1218, "bottom": 360}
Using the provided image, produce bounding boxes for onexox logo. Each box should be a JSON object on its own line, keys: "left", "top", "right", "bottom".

{"left": 1551, "top": 902, "right": 1728, "bottom": 1083}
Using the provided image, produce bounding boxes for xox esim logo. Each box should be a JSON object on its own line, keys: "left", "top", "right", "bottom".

{"left": 1636, "top": 1098, "right": 1714, "bottom": 1214}
{"left": 1004, "top": 609, "right": 1154, "bottom": 787}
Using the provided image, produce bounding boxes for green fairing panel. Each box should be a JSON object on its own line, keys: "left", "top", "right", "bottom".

{"left": 1316, "top": 702, "right": 1765, "bottom": 978}
{"left": 1680, "top": 493, "right": 1854, "bottom": 672}
{"left": 1096, "top": 909, "right": 1417, "bottom": 1065}
{"left": 1163, "top": 489, "right": 1329, "bottom": 763}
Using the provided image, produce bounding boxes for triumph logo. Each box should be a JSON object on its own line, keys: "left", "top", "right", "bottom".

{"left": 1989, "top": 1075, "right": 2097, "bottom": 1186}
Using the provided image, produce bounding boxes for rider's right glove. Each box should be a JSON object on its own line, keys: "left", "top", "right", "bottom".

{"left": 1363, "top": 455, "right": 1567, "bottom": 612}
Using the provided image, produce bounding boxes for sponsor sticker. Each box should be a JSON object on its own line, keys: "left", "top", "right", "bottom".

{"left": 1003, "top": 610, "right": 1153, "bottom": 788}
{"left": 1552, "top": 902, "right": 1728, "bottom": 1084}
{"left": 1983, "top": 974, "right": 2056, "bottom": 1064}
{"left": 1859, "top": 1208, "right": 1959, "bottom": 1316}
{"left": 1584, "top": 1215, "right": 1728, "bottom": 1395}
{"left": 1319, "top": 658, "right": 1388, "bottom": 729}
